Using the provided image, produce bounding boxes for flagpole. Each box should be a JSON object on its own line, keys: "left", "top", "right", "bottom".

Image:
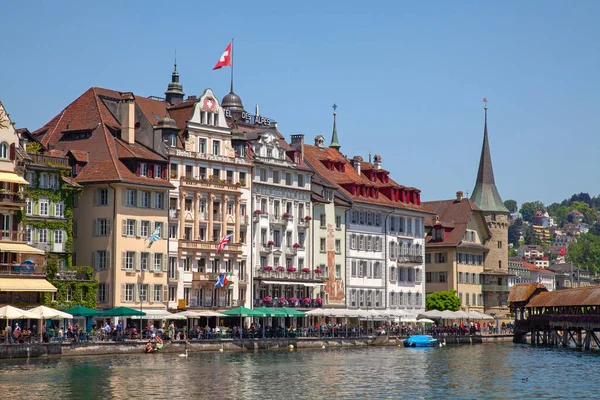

{"left": 230, "top": 38, "right": 234, "bottom": 93}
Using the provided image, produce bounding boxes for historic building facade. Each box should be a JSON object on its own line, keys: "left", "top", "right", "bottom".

{"left": 166, "top": 88, "right": 252, "bottom": 310}
{"left": 423, "top": 191, "right": 491, "bottom": 312}
{"left": 470, "top": 104, "right": 510, "bottom": 318}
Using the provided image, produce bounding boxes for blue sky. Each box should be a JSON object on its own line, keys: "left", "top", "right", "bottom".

{"left": 2, "top": 1, "right": 599, "bottom": 207}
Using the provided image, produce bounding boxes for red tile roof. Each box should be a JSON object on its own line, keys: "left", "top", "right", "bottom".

{"left": 521, "top": 262, "right": 555, "bottom": 274}
{"left": 423, "top": 198, "right": 489, "bottom": 248}
{"left": 303, "top": 144, "right": 433, "bottom": 213}
{"left": 33, "top": 87, "right": 173, "bottom": 189}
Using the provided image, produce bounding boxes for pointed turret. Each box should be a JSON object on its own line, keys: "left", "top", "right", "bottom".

{"left": 471, "top": 102, "right": 509, "bottom": 213}
{"left": 329, "top": 103, "right": 341, "bottom": 150}
{"left": 165, "top": 57, "right": 184, "bottom": 106}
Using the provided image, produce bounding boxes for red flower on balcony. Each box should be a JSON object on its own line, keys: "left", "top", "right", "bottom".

{"left": 263, "top": 266, "right": 273, "bottom": 271}
{"left": 262, "top": 296, "right": 273, "bottom": 303}
{"left": 304, "top": 216, "right": 312, "bottom": 221}
{"left": 276, "top": 265, "right": 285, "bottom": 272}
{"left": 288, "top": 297, "right": 298, "bottom": 303}
{"left": 267, "top": 240, "right": 276, "bottom": 246}
{"left": 315, "top": 297, "right": 323, "bottom": 305}
{"left": 277, "top": 296, "right": 287, "bottom": 303}
{"left": 314, "top": 268, "right": 324, "bottom": 274}
{"left": 293, "top": 243, "right": 301, "bottom": 248}
{"left": 301, "top": 297, "right": 311, "bottom": 305}
{"left": 301, "top": 268, "right": 310, "bottom": 273}
{"left": 282, "top": 212, "right": 291, "bottom": 218}
{"left": 287, "top": 266, "right": 297, "bottom": 273}
{"left": 254, "top": 210, "right": 263, "bottom": 215}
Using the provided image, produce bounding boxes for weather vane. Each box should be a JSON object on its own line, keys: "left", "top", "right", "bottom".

{"left": 332, "top": 103, "right": 337, "bottom": 113}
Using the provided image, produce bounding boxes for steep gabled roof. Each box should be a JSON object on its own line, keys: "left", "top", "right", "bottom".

{"left": 508, "top": 283, "right": 547, "bottom": 303}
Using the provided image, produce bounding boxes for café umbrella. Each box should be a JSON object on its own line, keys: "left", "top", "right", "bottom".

{"left": 0, "top": 306, "right": 41, "bottom": 342}
{"left": 221, "top": 307, "right": 266, "bottom": 339}
{"left": 61, "top": 305, "right": 103, "bottom": 317}
{"left": 29, "top": 306, "right": 74, "bottom": 342}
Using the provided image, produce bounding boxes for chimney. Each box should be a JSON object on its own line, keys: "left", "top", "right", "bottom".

{"left": 314, "top": 135, "right": 325, "bottom": 148}
{"left": 373, "top": 154, "right": 382, "bottom": 169}
{"left": 456, "top": 190, "right": 464, "bottom": 202}
{"left": 434, "top": 215, "right": 440, "bottom": 225}
{"left": 290, "top": 134, "right": 304, "bottom": 161}
{"left": 351, "top": 155, "right": 362, "bottom": 174}
{"left": 121, "top": 92, "right": 135, "bottom": 145}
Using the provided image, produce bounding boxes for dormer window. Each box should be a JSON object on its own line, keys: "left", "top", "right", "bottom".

{"left": 434, "top": 228, "right": 445, "bottom": 241}
{"left": 169, "top": 134, "right": 177, "bottom": 147}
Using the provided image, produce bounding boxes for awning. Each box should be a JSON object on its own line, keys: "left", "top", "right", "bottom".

{"left": 130, "top": 309, "right": 187, "bottom": 320}
{"left": 0, "top": 243, "right": 45, "bottom": 255}
{"left": 261, "top": 280, "right": 323, "bottom": 287}
{"left": 0, "top": 278, "right": 57, "bottom": 292}
{"left": 0, "top": 172, "right": 28, "bottom": 185}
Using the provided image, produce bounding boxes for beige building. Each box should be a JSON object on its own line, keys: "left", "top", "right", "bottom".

{"left": 33, "top": 88, "right": 173, "bottom": 310}
{"left": 424, "top": 191, "right": 491, "bottom": 312}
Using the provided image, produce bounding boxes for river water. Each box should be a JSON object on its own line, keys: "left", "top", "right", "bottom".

{"left": 0, "top": 343, "right": 596, "bottom": 399}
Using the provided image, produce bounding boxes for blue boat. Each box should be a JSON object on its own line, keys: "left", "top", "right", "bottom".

{"left": 403, "top": 335, "right": 438, "bottom": 348}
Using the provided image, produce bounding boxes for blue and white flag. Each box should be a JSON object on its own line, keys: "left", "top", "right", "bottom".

{"left": 215, "top": 273, "right": 225, "bottom": 287}
{"left": 147, "top": 226, "right": 161, "bottom": 248}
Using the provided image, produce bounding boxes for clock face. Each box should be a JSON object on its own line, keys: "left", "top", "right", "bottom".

{"left": 204, "top": 97, "right": 216, "bottom": 111}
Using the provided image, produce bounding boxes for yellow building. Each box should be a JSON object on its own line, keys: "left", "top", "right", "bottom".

{"left": 33, "top": 88, "right": 173, "bottom": 310}
{"left": 424, "top": 191, "right": 491, "bottom": 312}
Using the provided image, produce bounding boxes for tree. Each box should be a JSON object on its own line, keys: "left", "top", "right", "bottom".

{"left": 508, "top": 224, "right": 521, "bottom": 246}
{"left": 520, "top": 201, "right": 544, "bottom": 222}
{"left": 425, "top": 290, "right": 461, "bottom": 311}
{"left": 571, "top": 192, "right": 592, "bottom": 206}
{"left": 567, "top": 233, "right": 600, "bottom": 274}
{"left": 504, "top": 199, "right": 518, "bottom": 213}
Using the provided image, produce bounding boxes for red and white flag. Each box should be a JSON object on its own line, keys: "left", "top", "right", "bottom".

{"left": 217, "top": 234, "right": 233, "bottom": 253}
{"left": 559, "top": 246, "right": 566, "bottom": 256}
{"left": 213, "top": 42, "right": 232, "bottom": 70}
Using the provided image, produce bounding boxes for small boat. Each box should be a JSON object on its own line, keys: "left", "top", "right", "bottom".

{"left": 403, "top": 335, "right": 438, "bottom": 348}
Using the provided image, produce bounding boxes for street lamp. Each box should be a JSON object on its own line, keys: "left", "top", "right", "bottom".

{"left": 139, "top": 291, "right": 146, "bottom": 339}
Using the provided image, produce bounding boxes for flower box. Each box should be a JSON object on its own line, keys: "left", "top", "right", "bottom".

{"left": 254, "top": 210, "right": 263, "bottom": 215}
{"left": 315, "top": 298, "right": 323, "bottom": 305}
{"left": 277, "top": 297, "right": 287, "bottom": 303}
{"left": 287, "top": 267, "right": 297, "bottom": 273}
{"left": 282, "top": 212, "right": 291, "bottom": 218}
{"left": 288, "top": 297, "right": 298, "bottom": 303}
{"left": 262, "top": 296, "right": 273, "bottom": 303}
{"left": 267, "top": 240, "right": 276, "bottom": 246}
{"left": 263, "top": 266, "right": 273, "bottom": 271}
{"left": 276, "top": 266, "right": 285, "bottom": 272}
{"left": 301, "top": 297, "right": 311, "bottom": 305}
{"left": 293, "top": 243, "right": 301, "bottom": 248}
{"left": 314, "top": 268, "right": 324, "bottom": 274}
{"left": 301, "top": 268, "right": 310, "bottom": 273}
{"left": 304, "top": 216, "right": 312, "bottom": 221}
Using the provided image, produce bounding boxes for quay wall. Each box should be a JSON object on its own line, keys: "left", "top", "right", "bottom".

{"left": 0, "top": 334, "right": 506, "bottom": 359}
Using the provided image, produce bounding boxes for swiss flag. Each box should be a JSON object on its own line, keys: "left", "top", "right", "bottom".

{"left": 213, "top": 42, "right": 232, "bottom": 70}
{"left": 559, "top": 246, "right": 566, "bottom": 256}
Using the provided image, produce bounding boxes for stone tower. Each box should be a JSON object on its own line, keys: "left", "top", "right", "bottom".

{"left": 165, "top": 59, "right": 185, "bottom": 106}
{"left": 471, "top": 103, "right": 510, "bottom": 318}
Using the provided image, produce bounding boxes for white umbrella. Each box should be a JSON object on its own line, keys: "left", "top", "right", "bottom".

{"left": 29, "top": 306, "right": 73, "bottom": 319}
{"left": 453, "top": 310, "right": 470, "bottom": 319}
{"left": 417, "top": 318, "right": 434, "bottom": 323}
{"left": 469, "top": 310, "right": 494, "bottom": 320}
{"left": 440, "top": 310, "right": 458, "bottom": 319}
{"left": 0, "top": 305, "right": 41, "bottom": 320}
{"left": 417, "top": 310, "right": 444, "bottom": 319}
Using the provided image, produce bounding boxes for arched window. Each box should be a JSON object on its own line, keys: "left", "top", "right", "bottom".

{"left": 0, "top": 142, "right": 7, "bottom": 159}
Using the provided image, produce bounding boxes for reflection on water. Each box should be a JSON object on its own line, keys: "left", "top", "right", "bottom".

{"left": 0, "top": 344, "right": 598, "bottom": 399}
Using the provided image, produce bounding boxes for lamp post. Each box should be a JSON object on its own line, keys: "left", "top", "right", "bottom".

{"left": 139, "top": 291, "right": 146, "bottom": 339}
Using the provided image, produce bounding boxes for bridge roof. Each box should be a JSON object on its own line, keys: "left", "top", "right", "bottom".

{"left": 526, "top": 285, "right": 600, "bottom": 308}
{"left": 508, "top": 283, "right": 547, "bottom": 303}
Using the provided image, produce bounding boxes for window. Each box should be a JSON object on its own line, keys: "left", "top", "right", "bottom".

{"left": 350, "top": 234, "right": 356, "bottom": 250}
{"left": 125, "top": 219, "right": 136, "bottom": 236}
{"left": 298, "top": 174, "right": 305, "bottom": 187}
{"left": 154, "top": 193, "right": 164, "bottom": 210}
{"left": 439, "top": 271, "right": 447, "bottom": 283}
{"left": 183, "top": 257, "right": 191, "bottom": 272}
{"left": 40, "top": 200, "right": 49, "bottom": 216}
{"left": 498, "top": 241, "right": 502, "bottom": 249}
{"left": 335, "top": 215, "right": 341, "bottom": 230}
{"left": 123, "top": 251, "right": 135, "bottom": 270}
{"left": 97, "top": 188, "right": 109, "bottom": 206}
{"left": 169, "top": 257, "right": 177, "bottom": 279}
{"left": 25, "top": 199, "right": 32, "bottom": 215}
{"left": 140, "top": 191, "right": 150, "bottom": 208}
{"left": 154, "top": 253, "right": 163, "bottom": 272}
{"left": 259, "top": 168, "right": 267, "bottom": 182}
{"left": 92, "top": 251, "right": 108, "bottom": 270}
{"left": 55, "top": 202, "right": 64, "bottom": 217}
{"left": 285, "top": 173, "right": 292, "bottom": 186}
{"left": 124, "top": 284, "right": 135, "bottom": 303}
{"left": 39, "top": 228, "right": 48, "bottom": 243}
{"left": 155, "top": 165, "right": 163, "bottom": 179}
{"left": 374, "top": 213, "right": 381, "bottom": 226}
{"left": 169, "top": 286, "right": 176, "bottom": 302}
{"left": 138, "top": 284, "right": 148, "bottom": 302}
{"left": 39, "top": 173, "right": 48, "bottom": 188}
{"left": 212, "top": 140, "right": 221, "bottom": 155}
{"left": 154, "top": 285, "right": 162, "bottom": 302}
{"left": 320, "top": 214, "right": 326, "bottom": 228}
{"left": 125, "top": 189, "right": 137, "bottom": 207}
{"left": 49, "top": 174, "right": 58, "bottom": 189}
{"left": 435, "top": 252, "right": 447, "bottom": 263}
{"left": 141, "top": 252, "right": 149, "bottom": 271}
{"left": 272, "top": 170, "right": 280, "bottom": 183}
{"left": 140, "top": 163, "right": 148, "bottom": 177}
{"left": 98, "top": 283, "right": 107, "bottom": 303}
{"left": 140, "top": 221, "right": 150, "bottom": 238}
{"left": 199, "top": 138, "right": 207, "bottom": 153}
{"left": 54, "top": 230, "right": 63, "bottom": 244}
{"left": 335, "top": 239, "right": 341, "bottom": 254}
{"left": 0, "top": 142, "right": 7, "bottom": 159}
{"left": 320, "top": 238, "right": 326, "bottom": 253}
{"left": 239, "top": 172, "right": 246, "bottom": 185}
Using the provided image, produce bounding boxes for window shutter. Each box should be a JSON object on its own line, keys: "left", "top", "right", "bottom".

{"left": 91, "top": 252, "right": 96, "bottom": 270}
{"left": 161, "top": 167, "right": 167, "bottom": 180}
{"left": 136, "top": 163, "right": 141, "bottom": 176}
{"left": 107, "top": 219, "right": 111, "bottom": 235}
{"left": 161, "top": 254, "right": 167, "bottom": 272}
{"left": 163, "top": 286, "right": 168, "bottom": 303}
{"left": 92, "top": 220, "right": 97, "bottom": 236}
{"left": 9, "top": 143, "right": 15, "bottom": 160}
{"left": 149, "top": 284, "right": 154, "bottom": 304}
{"left": 49, "top": 201, "right": 55, "bottom": 217}
{"left": 121, "top": 252, "right": 126, "bottom": 270}
{"left": 135, "top": 220, "right": 141, "bottom": 238}
{"left": 121, "top": 219, "right": 127, "bottom": 237}
{"left": 135, "top": 252, "right": 141, "bottom": 271}
{"left": 94, "top": 189, "right": 99, "bottom": 206}
{"left": 162, "top": 224, "right": 167, "bottom": 239}
{"left": 147, "top": 166, "right": 154, "bottom": 178}
{"left": 121, "top": 284, "right": 126, "bottom": 303}
{"left": 122, "top": 189, "right": 127, "bottom": 206}
{"left": 106, "top": 251, "right": 110, "bottom": 269}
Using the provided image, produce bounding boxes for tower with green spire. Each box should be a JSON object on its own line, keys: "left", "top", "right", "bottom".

{"left": 329, "top": 103, "right": 341, "bottom": 150}
{"left": 165, "top": 55, "right": 184, "bottom": 106}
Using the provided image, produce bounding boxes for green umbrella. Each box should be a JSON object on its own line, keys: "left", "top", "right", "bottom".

{"left": 254, "top": 307, "right": 288, "bottom": 317}
{"left": 220, "top": 307, "right": 265, "bottom": 317}
{"left": 62, "top": 305, "right": 103, "bottom": 317}
{"left": 102, "top": 306, "right": 146, "bottom": 317}
{"left": 278, "top": 307, "right": 307, "bottom": 317}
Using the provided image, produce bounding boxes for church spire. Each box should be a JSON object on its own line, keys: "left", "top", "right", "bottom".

{"left": 471, "top": 99, "right": 509, "bottom": 213}
{"left": 165, "top": 52, "right": 185, "bottom": 106}
{"left": 329, "top": 103, "right": 341, "bottom": 150}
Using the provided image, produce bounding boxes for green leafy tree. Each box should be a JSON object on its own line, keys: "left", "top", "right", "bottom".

{"left": 567, "top": 233, "right": 600, "bottom": 274}
{"left": 504, "top": 199, "right": 518, "bottom": 213}
{"left": 508, "top": 224, "right": 521, "bottom": 246}
{"left": 425, "top": 290, "right": 461, "bottom": 311}
{"left": 520, "top": 201, "right": 544, "bottom": 222}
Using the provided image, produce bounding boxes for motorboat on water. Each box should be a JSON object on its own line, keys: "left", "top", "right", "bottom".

{"left": 403, "top": 335, "right": 438, "bottom": 348}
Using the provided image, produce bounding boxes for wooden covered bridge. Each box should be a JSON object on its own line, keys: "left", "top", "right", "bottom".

{"left": 509, "top": 283, "right": 600, "bottom": 349}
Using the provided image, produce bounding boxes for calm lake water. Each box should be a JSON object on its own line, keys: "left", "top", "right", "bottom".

{"left": 0, "top": 343, "right": 597, "bottom": 399}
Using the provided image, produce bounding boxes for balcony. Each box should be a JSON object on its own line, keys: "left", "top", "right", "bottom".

{"left": 254, "top": 268, "right": 325, "bottom": 281}
{"left": 193, "top": 272, "right": 220, "bottom": 282}
{"left": 189, "top": 298, "right": 246, "bottom": 308}
{"left": 0, "top": 230, "right": 24, "bottom": 242}
{"left": 179, "top": 240, "right": 242, "bottom": 253}
{"left": 269, "top": 214, "right": 285, "bottom": 225}
{"left": 297, "top": 219, "right": 310, "bottom": 228}
{"left": 241, "top": 215, "right": 249, "bottom": 225}
{"left": 29, "top": 153, "right": 70, "bottom": 169}
{"left": 0, "top": 263, "right": 44, "bottom": 276}
{"left": 482, "top": 284, "right": 510, "bottom": 292}
{"left": 169, "top": 209, "right": 179, "bottom": 219}
{"left": 180, "top": 177, "right": 240, "bottom": 192}
{"left": 284, "top": 246, "right": 298, "bottom": 255}
{"left": 55, "top": 267, "right": 94, "bottom": 281}
{"left": 0, "top": 192, "right": 25, "bottom": 207}
{"left": 398, "top": 255, "right": 423, "bottom": 264}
